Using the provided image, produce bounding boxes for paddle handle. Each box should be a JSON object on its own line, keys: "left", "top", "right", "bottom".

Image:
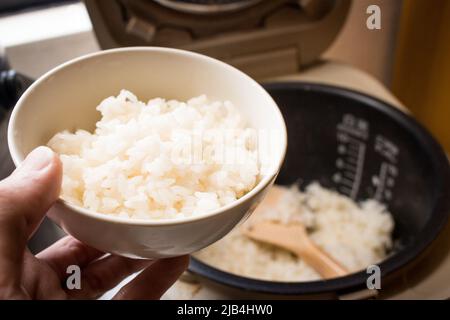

{"left": 296, "top": 241, "right": 348, "bottom": 279}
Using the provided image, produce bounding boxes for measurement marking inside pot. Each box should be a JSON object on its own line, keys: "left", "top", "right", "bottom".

{"left": 348, "top": 141, "right": 361, "bottom": 150}
{"left": 339, "top": 185, "right": 352, "bottom": 196}
{"left": 344, "top": 163, "right": 357, "bottom": 171}
{"left": 374, "top": 162, "right": 388, "bottom": 201}
{"left": 345, "top": 135, "right": 363, "bottom": 145}
{"left": 344, "top": 171, "right": 356, "bottom": 179}
{"left": 340, "top": 177, "right": 354, "bottom": 188}
{"left": 337, "top": 124, "right": 368, "bottom": 140}
{"left": 336, "top": 114, "right": 369, "bottom": 200}
{"left": 374, "top": 162, "right": 395, "bottom": 201}
{"left": 350, "top": 142, "right": 366, "bottom": 199}
{"left": 346, "top": 149, "right": 360, "bottom": 158}
{"left": 346, "top": 156, "right": 358, "bottom": 165}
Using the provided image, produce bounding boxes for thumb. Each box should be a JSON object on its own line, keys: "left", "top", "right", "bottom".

{"left": 0, "top": 146, "right": 62, "bottom": 236}
{"left": 0, "top": 146, "right": 62, "bottom": 289}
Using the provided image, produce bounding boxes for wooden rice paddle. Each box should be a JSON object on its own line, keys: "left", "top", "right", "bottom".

{"left": 243, "top": 186, "right": 348, "bottom": 279}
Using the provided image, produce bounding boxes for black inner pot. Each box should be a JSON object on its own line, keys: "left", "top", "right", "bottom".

{"left": 189, "top": 82, "right": 450, "bottom": 296}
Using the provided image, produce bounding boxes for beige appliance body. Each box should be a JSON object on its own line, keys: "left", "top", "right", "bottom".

{"left": 84, "top": 0, "right": 351, "bottom": 80}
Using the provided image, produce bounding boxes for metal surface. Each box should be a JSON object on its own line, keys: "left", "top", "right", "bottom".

{"left": 153, "top": 0, "right": 262, "bottom": 14}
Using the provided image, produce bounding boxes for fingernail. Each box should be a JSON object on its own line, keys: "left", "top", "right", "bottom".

{"left": 21, "top": 146, "right": 54, "bottom": 172}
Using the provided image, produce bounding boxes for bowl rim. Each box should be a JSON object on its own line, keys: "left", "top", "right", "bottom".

{"left": 189, "top": 81, "right": 450, "bottom": 295}
{"left": 7, "top": 46, "right": 287, "bottom": 226}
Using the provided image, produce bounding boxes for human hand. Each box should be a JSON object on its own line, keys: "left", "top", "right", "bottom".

{"left": 0, "top": 146, "right": 188, "bottom": 299}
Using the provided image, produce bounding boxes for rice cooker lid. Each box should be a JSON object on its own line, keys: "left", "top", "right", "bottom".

{"left": 84, "top": 0, "right": 351, "bottom": 79}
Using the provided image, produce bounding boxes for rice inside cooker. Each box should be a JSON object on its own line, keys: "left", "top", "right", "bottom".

{"left": 195, "top": 183, "right": 395, "bottom": 281}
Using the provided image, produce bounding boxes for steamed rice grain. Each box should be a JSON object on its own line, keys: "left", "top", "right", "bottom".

{"left": 48, "top": 90, "right": 259, "bottom": 220}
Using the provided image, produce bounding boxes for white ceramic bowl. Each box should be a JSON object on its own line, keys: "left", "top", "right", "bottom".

{"left": 8, "top": 47, "right": 287, "bottom": 258}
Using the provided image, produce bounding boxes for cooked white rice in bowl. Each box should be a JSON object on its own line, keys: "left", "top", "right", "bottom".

{"left": 194, "top": 183, "right": 395, "bottom": 282}
{"left": 47, "top": 90, "right": 260, "bottom": 220}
